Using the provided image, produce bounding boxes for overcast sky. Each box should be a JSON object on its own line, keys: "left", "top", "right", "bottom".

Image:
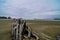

{"left": 0, "top": 0, "right": 60, "bottom": 19}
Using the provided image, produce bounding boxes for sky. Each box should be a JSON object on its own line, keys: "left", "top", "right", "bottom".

{"left": 0, "top": 0, "right": 60, "bottom": 19}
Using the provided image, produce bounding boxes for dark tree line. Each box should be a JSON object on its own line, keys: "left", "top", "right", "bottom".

{"left": 54, "top": 18, "right": 60, "bottom": 20}
{"left": 0, "top": 16, "right": 11, "bottom": 19}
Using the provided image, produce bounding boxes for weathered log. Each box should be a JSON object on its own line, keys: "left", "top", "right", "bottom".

{"left": 12, "top": 19, "right": 39, "bottom": 40}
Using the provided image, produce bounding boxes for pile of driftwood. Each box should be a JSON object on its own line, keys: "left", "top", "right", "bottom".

{"left": 11, "top": 19, "right": 39, "bottom": 40}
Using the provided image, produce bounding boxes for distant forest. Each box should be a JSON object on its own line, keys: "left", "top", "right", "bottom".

{"left": 0, "top": 16, "right": 60, "bottom": 20}
{"left": 54, "top": 18, "right": 60, "bottom": 20}
{"left": 0, "top": 16, "right": 11, "bottom": 19}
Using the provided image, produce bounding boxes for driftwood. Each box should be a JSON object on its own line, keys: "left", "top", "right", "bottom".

{"left": 11, "top": 19, "right": 39, "bottom": 40}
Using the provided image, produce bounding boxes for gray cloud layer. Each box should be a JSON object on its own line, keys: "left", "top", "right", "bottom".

{"left": 0, "top": 0, "right": 60, "bottom": 19}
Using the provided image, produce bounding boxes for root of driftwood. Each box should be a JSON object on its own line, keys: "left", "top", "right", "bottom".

{"left": 11, "top": 19, "right": 39, "bottom": 40}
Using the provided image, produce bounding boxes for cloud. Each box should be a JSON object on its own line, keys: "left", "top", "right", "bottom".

{"left": 0, "top": 0, "right": 60, "bottom": 19}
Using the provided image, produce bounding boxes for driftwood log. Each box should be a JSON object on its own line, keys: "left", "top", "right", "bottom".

{"left": 11, "top": 19, "right": 39, "bottom": 40}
